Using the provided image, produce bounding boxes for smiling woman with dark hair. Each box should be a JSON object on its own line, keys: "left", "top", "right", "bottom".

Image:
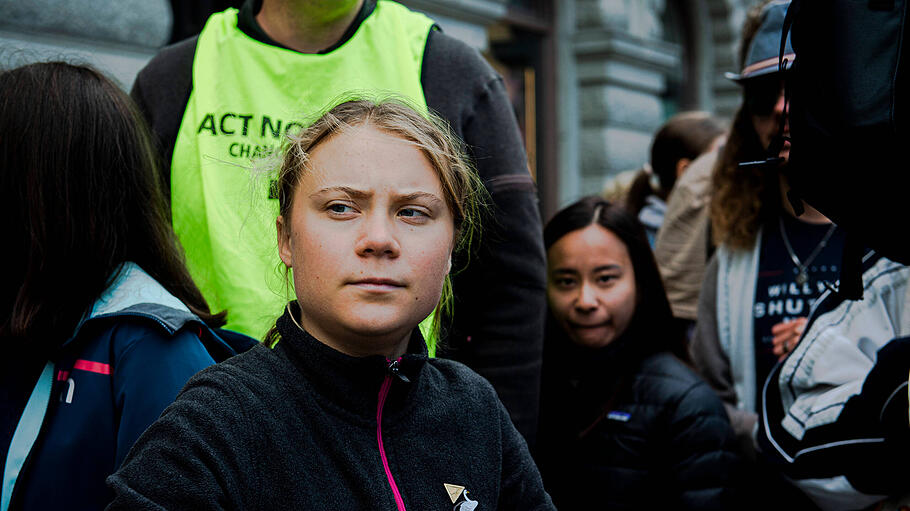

{"left": 535, "top": 196, "right": 742, "bottom": 511}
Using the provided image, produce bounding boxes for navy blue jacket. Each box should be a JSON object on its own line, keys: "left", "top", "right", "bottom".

{"left": 1, "top": 263, "right": 255, "bottom": 511}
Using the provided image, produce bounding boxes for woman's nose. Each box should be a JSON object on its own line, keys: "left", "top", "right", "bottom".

{"left": 355, "top": 214, "right": 400, "bottom": 257}
{"left": 574, "top": 282, "right": 598, "bottom": 312}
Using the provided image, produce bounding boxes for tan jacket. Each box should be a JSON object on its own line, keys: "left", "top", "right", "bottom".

{"left": 654, "top": 149, "right": 718, "bottom": 320}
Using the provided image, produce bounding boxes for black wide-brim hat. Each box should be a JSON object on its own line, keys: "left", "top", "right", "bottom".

{"left": 725, "top": 0, "right": 795, "bottom": 82}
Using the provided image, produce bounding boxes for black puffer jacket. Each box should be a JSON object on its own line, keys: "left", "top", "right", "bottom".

{"left": 536, "top": 331, "right": 743, "bottom": 510}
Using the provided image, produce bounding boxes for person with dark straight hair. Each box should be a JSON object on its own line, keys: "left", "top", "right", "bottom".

{"left": 535, "top": 196, "right": 741, "bottom": 510}
{"left": 0, "top": 62, "right": 252, "bottom": 511}
{"left": 624, "top": 111, "right": 726, "bottom": 245}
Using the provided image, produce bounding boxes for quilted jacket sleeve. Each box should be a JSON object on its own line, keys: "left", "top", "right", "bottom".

{"left": 665, "top": 378, "right": 744, "bottom": 511}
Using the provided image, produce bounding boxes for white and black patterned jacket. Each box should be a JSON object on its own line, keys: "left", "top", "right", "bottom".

{"left": 758, "top": 254, "right": 910, "bottom": 510}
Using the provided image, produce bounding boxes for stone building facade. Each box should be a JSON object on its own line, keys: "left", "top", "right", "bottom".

{"left": 0, "top": 0, "right": 758, "bottom": 218}
{"left": 0, "top": 0, "right": 171, "bottom": 90}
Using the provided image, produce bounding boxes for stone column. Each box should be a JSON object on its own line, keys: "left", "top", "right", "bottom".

{"left": 706, "top": 0, "right": 749, "bottom": 118}
{"left": 571, "top": 0, "right": 679, "bottom": 196}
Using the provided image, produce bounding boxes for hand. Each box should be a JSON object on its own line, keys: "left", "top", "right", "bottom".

{"left": 771, "top": 317, "right": 807, "bottom": 360}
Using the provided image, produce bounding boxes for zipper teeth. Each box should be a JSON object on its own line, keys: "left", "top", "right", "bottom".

{"left": 377, "top": 374, "right": 406, "bottom": 511}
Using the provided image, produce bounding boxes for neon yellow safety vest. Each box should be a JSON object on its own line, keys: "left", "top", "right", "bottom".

{"left": 171, "top": 2, "right": 434, "bottom": 343}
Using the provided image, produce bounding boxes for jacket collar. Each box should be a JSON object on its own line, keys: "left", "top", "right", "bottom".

{"left": 61, "top": 263, "right": 224, "bottom": 352}
{"left": 275, "top": 301, "right": 428, "bottom": 419}
{"left": 88, "top": 262, "right": 192, "bottom": 326}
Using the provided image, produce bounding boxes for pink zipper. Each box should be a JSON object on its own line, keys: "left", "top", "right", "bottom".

{"left": 377, "top": 360, "right": 407, "bottom": 511}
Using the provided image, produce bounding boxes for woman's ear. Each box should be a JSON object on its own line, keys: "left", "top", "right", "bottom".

{"left": 277, "top": 215, "right": 293, "bottom": 268}
{"left": 675, "top": 157, "right": 692, "bottom": 178}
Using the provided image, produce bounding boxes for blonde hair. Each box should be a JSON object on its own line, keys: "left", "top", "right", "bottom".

{"left": 267, "top": 98, "right": 486, "bottom": 346}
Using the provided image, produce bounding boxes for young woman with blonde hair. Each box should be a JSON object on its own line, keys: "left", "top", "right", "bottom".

{"left": 108, "top": 99, "right": 555, "bottom": 510}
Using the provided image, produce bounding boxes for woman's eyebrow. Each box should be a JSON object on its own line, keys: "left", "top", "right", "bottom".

{"left": 309, "top": 186, "right": 371, "bottom": 199}
{"left": 551, "top": 264, "right": 620, "bottom": 276}
{"left": 396, "top": 191, "right": 444, "bottom": 205}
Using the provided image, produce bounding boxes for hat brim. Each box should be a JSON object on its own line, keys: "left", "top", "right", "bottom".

{"left": 726, "top": 53, "right": 795, "bottom": 83}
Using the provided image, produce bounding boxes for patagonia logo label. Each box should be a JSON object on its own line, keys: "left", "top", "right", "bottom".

{"left": 607, "top": 411, "right": 631, "bottom": 422}
{"left": 444, "top": 483, "right": 479, "bottom": 510}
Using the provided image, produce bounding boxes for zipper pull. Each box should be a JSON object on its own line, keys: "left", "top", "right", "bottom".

{"left": 386, "top": 359, "right": 410, "bottom": 383}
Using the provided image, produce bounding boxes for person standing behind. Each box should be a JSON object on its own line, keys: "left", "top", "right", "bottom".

{"left": 536, "top": 196, "right": 742, "bottom": 511}
{"left": 131, "top": 0, "right": 546, "bottom": 442}
{"left": 622, "top": 111, "right": 726, "bottom": 247}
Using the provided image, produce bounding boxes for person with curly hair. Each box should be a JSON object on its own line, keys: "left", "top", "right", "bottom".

{"left": 688, "top": 2, "right": 843, "bottom": 509}
{"left": 692, "top": 0, "right": 840, "bottom": 450}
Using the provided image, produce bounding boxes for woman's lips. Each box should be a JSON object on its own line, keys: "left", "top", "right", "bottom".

{"left": 569, "top": 321, "right": 609, "bottom": 330}
{"left": 349, "top": 278, "right": 405, "bottom": 291}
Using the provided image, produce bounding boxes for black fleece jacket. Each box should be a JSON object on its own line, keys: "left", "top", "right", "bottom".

{"left": 536, "top": 331, "right": 744, "bottom": 511}
{"left": 130, "top": 0, "right": 546, "bottom": 444}
{"left": 107, "top": 304, "right": 554, "bottom": 510}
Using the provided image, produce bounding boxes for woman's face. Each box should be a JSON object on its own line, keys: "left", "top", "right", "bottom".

{"left": 277, "top": 125, "right": 454, "bottom": 358}
{"left": 546, "top": 224, "right": 636, "bottom": 349}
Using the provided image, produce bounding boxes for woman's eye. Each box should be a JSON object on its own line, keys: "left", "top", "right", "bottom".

{"left": 597, "top": 274, "right": 617, "bottom": 284}
{"left": 554, "top": 278, "right": 577, "bottom": 288}
{"left": 328, "top": 203, "right": 354, "bottom": 214}
{"left": 399, "top": 208, "right": 428, "bottom": 218}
